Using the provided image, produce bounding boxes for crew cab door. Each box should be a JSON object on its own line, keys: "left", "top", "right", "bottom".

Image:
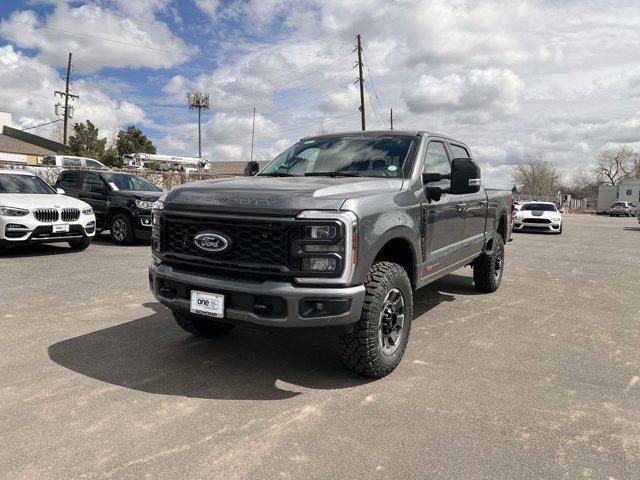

{"left": 448, "top": 142, "right": 487, "bottom": 258}
{"left": 78, "top": 172, "right": 109, "bottom": 227}
{"left": 420, "top": 139, "right": 466, "bottom": 279}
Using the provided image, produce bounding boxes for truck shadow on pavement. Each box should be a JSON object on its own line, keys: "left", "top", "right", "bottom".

{"left": 47, "top": 275, "right": 475, "bottom": 401}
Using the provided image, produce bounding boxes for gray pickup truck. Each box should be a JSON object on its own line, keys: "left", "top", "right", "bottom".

{"left": 149, "top": 131, "right": 512, "bottom": 377}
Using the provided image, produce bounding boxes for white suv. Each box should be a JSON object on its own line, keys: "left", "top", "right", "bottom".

{"left": 0, "top": 169, "right": 96, "bottom": 254}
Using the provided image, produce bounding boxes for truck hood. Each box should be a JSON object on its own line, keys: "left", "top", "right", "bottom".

{"left": 112, "top": 190, "right": 163, "bottom": 201}
{"left": 164, "top": 176, "right": 404, "bottom": 215}
{"left": 0, "top": 193, "right": 90, "bottom": 210}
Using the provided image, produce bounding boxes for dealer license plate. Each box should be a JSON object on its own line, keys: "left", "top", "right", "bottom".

{"left": 190, "top": 290, "right": 224, "bottom": 318}
{"left": 53, "top": 224, "right": 70, "bottom": 233}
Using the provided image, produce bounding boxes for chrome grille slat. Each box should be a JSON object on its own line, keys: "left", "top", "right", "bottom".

{"left": 61, "top": 208, "right": 80, "bottom": 222}
{"left": 33, "top": 209, "right": 59, "bottom": 223}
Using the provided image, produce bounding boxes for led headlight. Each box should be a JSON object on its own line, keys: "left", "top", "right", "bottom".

{"left": 552, "top": 216, "right": 561, "bottom": 222}
{"left": 0, "top": 206, "right": 29, "bottom": 217}
{"left": 82, "top": 207, "right": 93, "bottom": 215}
{"left": 302, "top": 257, "right": 337, "bottom": 272}
{"left": 304, "top": 225, "right": 337, "bottom": 240}
{"left": 135, "top": 199, "right": 155, "bottom": 209}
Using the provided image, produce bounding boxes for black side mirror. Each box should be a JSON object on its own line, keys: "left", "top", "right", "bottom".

{"left": 449, "top": 157, "right": 481, "bottom": 194}
{"left": 244, "top": 161, "right": 259, "bottom": 176}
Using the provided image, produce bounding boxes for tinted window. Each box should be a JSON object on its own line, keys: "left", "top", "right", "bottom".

{"left": 0, "top": 174, "right": 54, "bottom": 194}
{"left": 62, "top": 157, "right": 82, "bottom": 167}
{"left": 522, "top": 203, "right": 557, "bottom": 212}
{"left": 85, "top": 159, "right": 103, "bottom": 168}
{"left": 42, "top": 156, "right": 57, "bottom": 166}
{"left": 260, "top": 135, "right": 415, "bottom": 178}
{"left": 58, "top": 171, "right": 80, "bottom": 190}
{"left": 101, "top": 173, "right": 161, "bottom": 191}
{"left": 424, "top": 141, "right": 451, "bottom": 188}
{"left": 449, "top": 144, "right": 469, "bottom": 159}
{"left": 82, "top": 173, "right": 105, "bottom": 192}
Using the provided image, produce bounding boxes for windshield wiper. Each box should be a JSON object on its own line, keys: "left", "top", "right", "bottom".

{"left": 258, "top": 172, "right": 298, "bottom": 177}
{"left": 305, "top": 171, "right": 361, "bottom": 177}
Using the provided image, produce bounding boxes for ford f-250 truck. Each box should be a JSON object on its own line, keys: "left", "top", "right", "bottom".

{"left": 149, "top": 131, "right": 512, "bottom": 377}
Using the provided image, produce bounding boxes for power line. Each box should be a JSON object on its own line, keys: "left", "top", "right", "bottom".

{"left": 361, "top": 48, "right": 387, "bottom": 129}
{"left": 53, "top": 52, "right": 79, "bottom": 145}
{"left": 20, "top": 119, "right": 62, "bottom": 131}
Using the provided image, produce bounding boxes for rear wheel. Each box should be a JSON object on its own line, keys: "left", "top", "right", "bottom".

{"left": 110, "top": 214, "right": 134, "bottom": 245}
{"left": 68, "top": 238, "right": 91, "bottom": 250}
{"left": 339, "top": 261, "right": 413, "bottom": 378}
{"left": 473, "top": 234, "right": 505, "bottom": 293}
{"left": 172, "top": 310, "right": 235, "bottom": 337}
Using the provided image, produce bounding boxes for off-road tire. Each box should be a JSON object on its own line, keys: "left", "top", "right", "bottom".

{"left": 339, "top": 261, "right": 413, "bottom": 378}
{"left": 0, "top": 244, "right": 5, "bottom": 255}
{"left": 473, "top": 234, "right": 505, "bottom": 293}
{"left": 68, "top": 238, "right": 91, "bottom": 250}
{"left": 110, "top": 213, "right": 135, "bottom": 245}
{"left": 172, "top": 310, "right": 235, "bottom": 337}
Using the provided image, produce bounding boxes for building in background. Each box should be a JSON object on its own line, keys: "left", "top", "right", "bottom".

{"left": 0, "top": 114, "right": 66, "bottom": 166}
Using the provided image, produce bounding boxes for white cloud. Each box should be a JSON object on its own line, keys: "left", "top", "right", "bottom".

{"left": 403, "top": 68, "right": 525, "bottom": 113}
{"left": 0, "top": 3, "right": 193, "bottom": 72}
{"left": 0, "top": 45, "right": 147, "bottom": 139}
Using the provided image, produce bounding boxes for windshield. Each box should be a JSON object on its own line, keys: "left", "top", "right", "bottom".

{"left": 259, "top": 135, "right": 416, "bottom": 178}
{"left": 612, "top": 202, "right": 627, "bottom": 207}
{"left": 522, "top": 203, "right": 557, "bottom": 212}
{"left": 102, "top": 173, "right": 161, "bottom": 192}
{"left": 0, "top": 174, "right": 55, "bottom": 194}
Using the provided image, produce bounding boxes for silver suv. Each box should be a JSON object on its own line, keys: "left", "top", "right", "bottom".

{"left": 609, "top": 201, "right": 637, "bottom": 217}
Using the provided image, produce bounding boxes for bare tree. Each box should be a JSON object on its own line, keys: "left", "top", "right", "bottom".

{"left": 512, "top": 154, "right": 562, "bottom": 196}
{"left": 568, "top": 168, "right": 599, "bottom": 199}
{"left": 593, "top": 145, "right": 637, "bottom": 184}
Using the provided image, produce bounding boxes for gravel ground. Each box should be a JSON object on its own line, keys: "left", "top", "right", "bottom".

{"left": 1, "top": 214, "right": 639, "bottom": 479}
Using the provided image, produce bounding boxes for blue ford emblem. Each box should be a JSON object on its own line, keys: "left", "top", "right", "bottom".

{"left": 194, "top": 232, "right": 231, "bottom": 253}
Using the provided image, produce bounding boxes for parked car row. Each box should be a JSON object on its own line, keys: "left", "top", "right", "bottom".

{"left": 0, "top": 168, "right": 162, "bottom": 254}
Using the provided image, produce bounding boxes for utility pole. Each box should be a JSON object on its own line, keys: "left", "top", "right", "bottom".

{"left": 187, "top": 92, "right": 210, "bottom": 158}
{"left": 390, "top": 108, "right": 394, "bottom": 131}
{"left": 250, "top": 107, "right": 256, "bottom": 163}
{"left": 54, "top": 52, "right": 79, "bottom": 145}
{"left": 356, "top": 34, "right": 365, "bottom": 131}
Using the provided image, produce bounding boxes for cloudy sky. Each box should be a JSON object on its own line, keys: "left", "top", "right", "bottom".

{"left": 1, "top": 0, "right": 639, "bottom": 187}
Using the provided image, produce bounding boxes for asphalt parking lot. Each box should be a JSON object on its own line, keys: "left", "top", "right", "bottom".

{"left": 1, "top": 215, "right": 639, "bottom": 479}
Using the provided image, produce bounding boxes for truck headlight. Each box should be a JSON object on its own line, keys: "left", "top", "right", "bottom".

{"left": 82, "top": 207, "right": 93, "bottom": 215}
{"left": 0, "top": 206, "right": 29, "bottom": 217}
{"left": 304, "top": 225, "right": 338, "bottom": 240}
{"left": 135, "top": 200, "right": 154, "bottom": 209}
{"left": 302, "top": 257, "right": 338, "bottom": 271}
{"left": 295, "top": 210, "right": 358, "bottom": 284}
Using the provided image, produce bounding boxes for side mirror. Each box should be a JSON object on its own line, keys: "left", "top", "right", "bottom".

{"left": 244, "top": 161, "right": 259, "bottom": 176}
{"left": 450, "top": 157, "right": 481, "bottom": 195}
{"left": 56, "top": 188, "right": 66, "bottom": 195}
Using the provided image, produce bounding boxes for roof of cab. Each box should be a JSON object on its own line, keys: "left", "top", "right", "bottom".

{"left": 0, "top": 169, "right": 36, "bottom": 176}
{"left": 299, "top": 129, "right": 467, "bottom": 145}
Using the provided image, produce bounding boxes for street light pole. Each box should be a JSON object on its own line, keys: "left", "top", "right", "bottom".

{"left": 187, "top": 92, "right": 210, "bottom": 158}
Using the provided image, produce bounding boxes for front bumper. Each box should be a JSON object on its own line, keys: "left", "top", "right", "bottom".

{"left": 513, "top": 220, "right": 561, "bottom": 232}
{"left": 149, "top": 262, "right": 366, "bottom": 329}
{"left": 0, "top": 215, "right": 96, "bottom": 244}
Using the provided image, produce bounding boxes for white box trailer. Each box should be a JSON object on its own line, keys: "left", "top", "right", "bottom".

{"left": 597, "top": 184, "right": 619, "bottom": 214}
{"left": 617, "top": 179, "right": 640, "bottom": 205}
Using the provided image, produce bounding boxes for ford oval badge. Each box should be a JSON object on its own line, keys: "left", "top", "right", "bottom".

{"left": 194, "top": 232, "right": 231, "bottom": 253}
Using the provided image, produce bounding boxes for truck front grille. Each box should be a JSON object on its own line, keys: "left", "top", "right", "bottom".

{"left": 33, "top": 209, "right": 59, "bottom": 222}
{"left": 162, "top": 214, "right": 299, "bottom": 275}
{"left": 61, "top": 208, "right": 80, "bottom": 222}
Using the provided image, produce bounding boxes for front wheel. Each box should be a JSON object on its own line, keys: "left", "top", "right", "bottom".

{"left": 110, "top": 214, "right": 134, "bottom": 245}
{"left": 473, "top": 234, "right": 505, "bottom": 293}
{"left": 339, "top": 261, "right": 413, "bottom": 378}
